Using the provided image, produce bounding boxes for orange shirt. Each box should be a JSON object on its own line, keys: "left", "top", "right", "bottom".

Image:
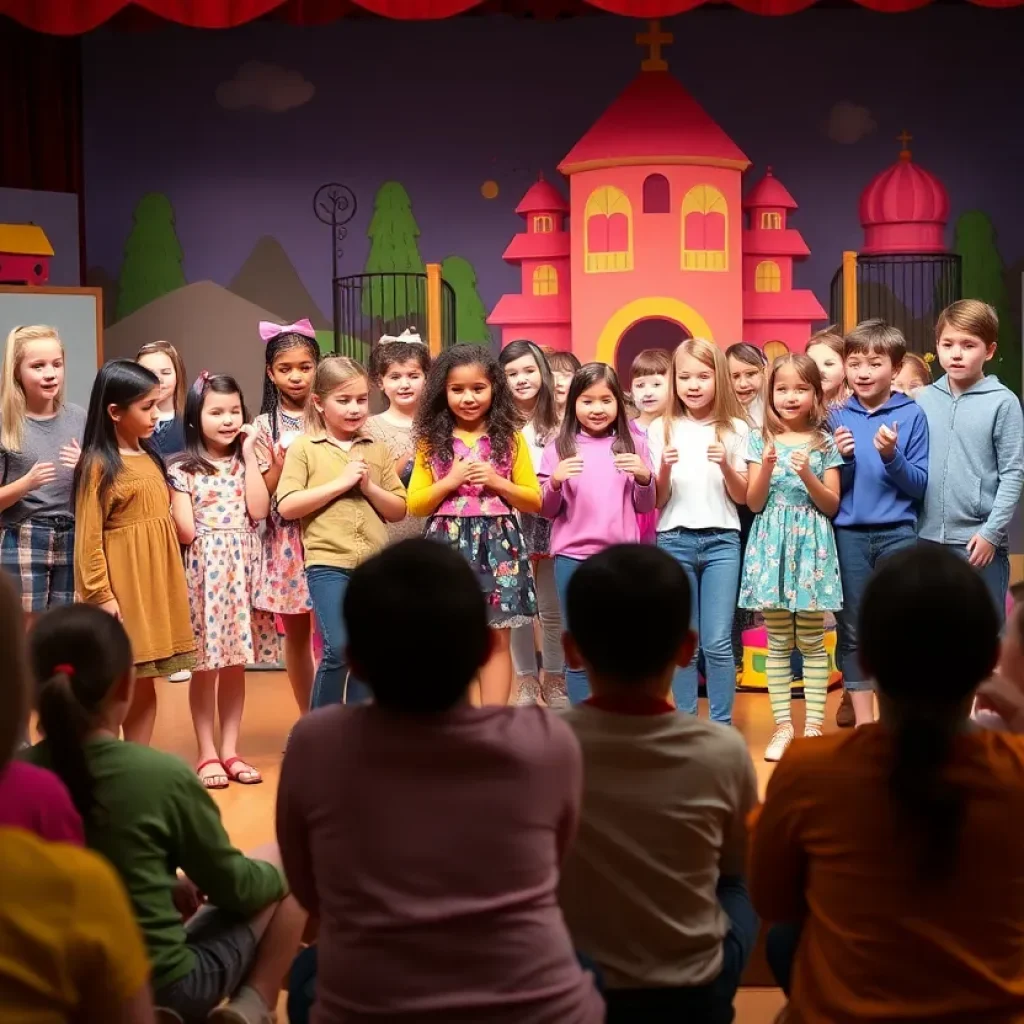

{"left": 749, "top": 726, "right": 1024, "bottom": 1024}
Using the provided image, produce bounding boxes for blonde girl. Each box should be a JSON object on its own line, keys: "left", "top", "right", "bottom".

{"left": 252, "top": 319, "right": 321, "bottom": 712}
{"left": 647, "top": 339, "right": 749, "bottom": 723}
{"left": 74, "top": 360, "right": 194, "bottom": 745}
{"left": 725, "top": 342, "right": 768, "bottom": 429}
{"left": 277, "top": 356, "right": 405, "bottom": 710}
{"left": 805, "top": 329, "right": 849, "bottom": 407}
{"left": 894, "top": 351, "right": 933, "bottom": 396}
{"left": 169, "top": 374, "right": 278, "bottom": 789}
{"left": 0, "top": 326, "right": 84, "bottom": 618}
{"left": 137, "top": 340, "right": 187, "bottom": 457}
{"left": 739, "top": 354, "right": 844, "bottom": 761}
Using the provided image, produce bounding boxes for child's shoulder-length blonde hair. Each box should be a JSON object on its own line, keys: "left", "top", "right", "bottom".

{"left": 663, "top": 338, "right": 745, "bottom": 444}
{"left": 763, "top": 352, "right": 832, "bottom": 450}
{"left": 305, "top": 355, "right": 370, "bottom": 437}
{"left": 1, "top": 325, "right": 65, "bottom": 452}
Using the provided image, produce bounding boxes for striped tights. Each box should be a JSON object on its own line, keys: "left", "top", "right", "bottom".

{"left": 762, "top": 610, "right": 828, "bottom": 729}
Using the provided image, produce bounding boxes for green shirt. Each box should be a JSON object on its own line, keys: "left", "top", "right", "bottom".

{"left": 23, "top": 736, "right": 286, "bottom": 989}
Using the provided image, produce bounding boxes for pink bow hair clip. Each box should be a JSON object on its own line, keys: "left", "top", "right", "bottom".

{"left": 259, "top": 319, "right": 316, "bottom": 344}
{"left": 192, "top": 370, "right": 211, "bottom": 392}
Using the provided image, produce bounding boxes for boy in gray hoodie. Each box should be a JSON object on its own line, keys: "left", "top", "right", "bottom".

{"left": 916, "top": 300, "right": 1023, "bottom": 620}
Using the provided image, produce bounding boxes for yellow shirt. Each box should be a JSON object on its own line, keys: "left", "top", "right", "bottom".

{"left": 277, "top": 432, "right": 406, "bottom": 570}
{"left": 0, "top": 827, "right": 150, "bottom": 1023}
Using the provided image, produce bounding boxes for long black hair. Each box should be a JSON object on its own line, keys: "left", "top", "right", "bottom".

{"left": 176, "top": 373, "right": 250, "bottom": 476}
{"left": 556, "top": 362, "right": 636, "bottom": 459}
{"left": 74, "top": 359, "right": 165, "bottom": 504}
{"left": 30, "top": 604, "right": 134, "bottom": 822}
{"left": 260, "top": 330, "right": 321, "bottom": 442}
{"left": 413, "top": 344, "right": 521, "bottom": 466}
{"left": 498, "top": 339, "right": 560, "bottom": 444}
{"left": 859, "top": 546, "right": 1000, "bottom": 881}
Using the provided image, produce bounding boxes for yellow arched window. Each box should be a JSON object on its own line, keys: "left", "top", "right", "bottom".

{"left": 761, "top": 211, "right": 782, "bottom": 230}
{"left": 764, "top": 340, "right": 789, "bottom": 363}
{"left": 534, "top": 215, "right": 553, "bottom": 233}
{"left": 585, "top": 186, "right": 633, "bottom": 273}
{"left": 533, "top": 264, "right": 558, "bottom": 296}
{"left": 755, "top": 260, "right": 781, "bottom": 293}
{"left": 681, "top": 185, "right": 728, "bottom": 271}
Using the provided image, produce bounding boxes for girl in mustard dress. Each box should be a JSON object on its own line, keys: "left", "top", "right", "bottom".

{"left": 74, "top": 360, "right": 194, "bottom": 747}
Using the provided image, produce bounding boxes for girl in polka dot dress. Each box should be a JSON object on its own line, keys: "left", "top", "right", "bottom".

{"left": 169, "top": 373, "right": 279, "bottom": 790}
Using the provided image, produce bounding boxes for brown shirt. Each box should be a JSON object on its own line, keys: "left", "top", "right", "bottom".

{"left": 276, "top": 432, "right": 406, "bottom": 570}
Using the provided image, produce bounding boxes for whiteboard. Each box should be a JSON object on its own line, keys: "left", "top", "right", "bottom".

{"left": 0, "top": 287, "right": 103, "bottom": 410}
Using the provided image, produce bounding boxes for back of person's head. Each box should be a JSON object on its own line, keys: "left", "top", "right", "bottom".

{"left": 0, "top": 571, "right": 28, "bottom": 774}
{"left": 344, "top": 539, "right": 491, "bottom": 712}
{"left": 29, "top": 604, "right": 134, "bottom": 821}
{"left": 565, "top": 544, "right": 692, "bottom": 684}
{"left": 859, "top": 546, "right": 1000, "bottom": 879}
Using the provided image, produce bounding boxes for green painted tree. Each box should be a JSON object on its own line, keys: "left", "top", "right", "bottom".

{"left": 441, "top": 255, "right": 491, "bottom": 345}
{"left": 116, "top": 193, "right": 187, "bottom": 321}
{"left": 954, "top": 211, "right": 1021, "bottom": 397}
{"left": 362, "top": 182, "right": 425, "bottom": 324}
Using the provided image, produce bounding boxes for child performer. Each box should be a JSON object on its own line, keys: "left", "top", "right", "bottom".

{"left": 739, "top": 354, "right": 843, "bottom": 761}
{"left": 629, "top": 348, "right": 672, "bottom": 434}
{"left": 499, "top": 340, "right": 566, "bottom": 708}
{"left": 365, "top": 330, "right": 430, "bottom": 543}
{"left": 547, "top": 349, "right": 582, "bottom": 421}
{"left": 725, "top": 342, "right": 768, "bottom": 429}
{"left": 408, "top": 344, "right": 541, "bottom": 707}
{"left": 805, "top": 328, "right": 849, "bottom": 408}
{"left": 73, "top": 360, "right": 194, "bottom": 746}
{"left": 647, "top": 339, "right": 748, "bottom": 723}
{"left": 252, "top": 319, "right": 320, "bottom": 712}
{"left": 915, "top": 300, "right": 1024, "bottom": 620}
{"left": 169, "top": 373, "right": 279, "bottom": 789}
{"left": 0, "top": 325, "right": 84, "bottom": 618}
{"left": 137, "top": 340, "right": 187, "bottom": 458}
{"left": 893, "top": 351, "right": 933, "bottom": 397}
{"left": 538, "top": 362, "right": 655, "bottom": 704}
{"left": 277, "top": 356, "right": 405, "bottom": 710}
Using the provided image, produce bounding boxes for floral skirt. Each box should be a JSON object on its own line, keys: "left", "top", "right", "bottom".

{"left": 425, "top": 514, "right": 537, "bottom": 629}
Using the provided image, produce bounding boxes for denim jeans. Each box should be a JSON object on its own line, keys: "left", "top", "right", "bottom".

{"left": 835, "top": 523, "right": 918, "bottom": 692}
{"left": 921, "top": 540, "right": 1010, "bottom": 625}
{"left": 602, "top": 876, "right": 759, "bottom": 1024}
{"left": 553, "top": 555, "right": 589, "bottom": 703}
{"left": 306, "top": 566, "right": 370, "bottom": 709}
{"left": 657, "top": 528, "right": 741, "bottom": 722}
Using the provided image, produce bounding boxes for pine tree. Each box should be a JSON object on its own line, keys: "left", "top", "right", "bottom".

{"left": 441, "top": 255, "right": 491, "bottom": 345}
{"left": 362, "top": 182, "right": 426, "bottom": 325}
{"left": 954, "top": 211, "right": 1021, "bottom": 397}
{"left": 116, "top": 193, "right": 187, "bottom": 321}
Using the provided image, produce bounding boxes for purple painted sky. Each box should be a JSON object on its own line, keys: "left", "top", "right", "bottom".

{"left": 82, "top": 6, "right": 1024, "bottom": 317}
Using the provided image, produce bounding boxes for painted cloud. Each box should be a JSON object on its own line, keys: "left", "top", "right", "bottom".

{"left": 823, "top": 101, "right": 877, "bottom": 145}
{"left": 216, "top": 61, "right": 315, "bottom": 113}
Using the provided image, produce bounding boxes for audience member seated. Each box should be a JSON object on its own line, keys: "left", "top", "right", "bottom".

{"left": 277, "top": 538, "right": 604, "bottom": 1024}
{"left": 0, "top": 570, "right": 156, "bottom": 1023}
{"left": 557, "top": 543, "right": 759, "bottom": 1024}
{"left": 750, "top": 546, "right": 1024, "bottom": 1022}
{"left": 22, "top": 603, "right": 305, "bottom": 1024}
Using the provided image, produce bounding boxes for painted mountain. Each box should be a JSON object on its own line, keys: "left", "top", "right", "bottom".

{"left": 229, "top": 235, "right": 330, "bottom": 330}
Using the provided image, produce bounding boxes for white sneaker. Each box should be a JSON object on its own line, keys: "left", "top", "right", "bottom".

{"left": 515, "top": 675, "right": 541, "bottom": 706}
{"left": 804, "top": 723, "right": 824, "bottom": 739}
{"left": 167, "top": 670, "right": 192, "bottom": 683}
{"left": 765, "top": 722, "right": 795, "bottom": 762}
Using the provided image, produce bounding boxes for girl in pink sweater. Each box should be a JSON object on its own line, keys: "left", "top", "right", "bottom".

{"left": 538, "top": 362, "right": 656, "bottom": 703}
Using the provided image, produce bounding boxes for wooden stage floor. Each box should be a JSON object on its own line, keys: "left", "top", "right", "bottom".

{"left": 151, "top": 672, "right": 846, "bottom": 1023}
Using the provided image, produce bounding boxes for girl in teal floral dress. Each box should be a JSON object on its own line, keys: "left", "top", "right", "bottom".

{"left": 740, "top": 353, "right": 843, "bottom": 762}
{"left": 408, "top": 345, "right": 541, "bottom": 708}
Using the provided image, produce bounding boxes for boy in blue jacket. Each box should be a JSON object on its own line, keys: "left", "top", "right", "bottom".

{"left": 916, "top": 299, "right": 1023, "bottom": 624}
{"left": 832, "top": 320, "right": 929, "bottom": 726}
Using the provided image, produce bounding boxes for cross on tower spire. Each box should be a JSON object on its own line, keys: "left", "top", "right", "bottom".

{"left": 897, "top": 128, "right": 913, "bottom": 161}
{"left": 636, "top": 19, "right": 673, "bottom": 72}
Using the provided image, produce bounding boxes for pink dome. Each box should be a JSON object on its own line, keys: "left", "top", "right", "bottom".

{"left": 859, "top": 141, "right": 949, "bottom": 255}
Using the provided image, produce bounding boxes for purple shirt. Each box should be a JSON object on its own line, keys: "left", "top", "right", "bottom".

{"left": 538, "top": 432, "right": 656, "bottom": 560}
{"left": 277, "top": 704, "right": 603, "bottom": 1024}
{"left": 0, "top": 761, "right": 84, "bottom": 844}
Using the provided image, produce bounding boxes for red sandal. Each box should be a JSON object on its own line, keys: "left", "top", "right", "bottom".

{"left": 196, "top": 759, "right": 229, "bottom": 790}
{"left": 222, "top": 756, "right": 263, "bottom": 785}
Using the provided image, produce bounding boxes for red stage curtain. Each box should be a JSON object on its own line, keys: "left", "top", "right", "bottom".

{"left": 2, "top": 0, "right": 1022, "bottom": 33}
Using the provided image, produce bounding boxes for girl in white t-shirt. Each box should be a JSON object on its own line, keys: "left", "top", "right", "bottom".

{"left": 648, "top": 339, "right": 749, "bottom": 724}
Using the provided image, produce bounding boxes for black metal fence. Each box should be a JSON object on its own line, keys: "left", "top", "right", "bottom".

{"left": 332, "top": 272, "right": 457, "bottom": 363}
{"left": 829, "top": 253, "right": 962, "bottom": 354}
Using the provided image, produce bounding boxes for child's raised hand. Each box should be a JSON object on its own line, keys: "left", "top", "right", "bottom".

{"left": 466, "top": 461, "right": 497, "bottom": 488}
{"left": 613, "top": 453, "right": 651, "bottom": 484}
{"left": 553, "top": 456, "right": 585, "bottom": 484}
{"left": 834, "top": 426, "right": 855, "bottom": 457}
{"left": 338, "top": 460, "right": 368, "bottom": 492}
{"left": 789, "top": 448, "right": 810, "bottom": 477}
{"left": 239, "top": 423, "right": 259, "bottom": 457}
{"left": 661, "top": 445, "right": 680, "bottom": 467}
{"left": 763, "top": 441, "right": 778, "bottom": 467}
{"left": 24, "top": 460, "right": 57, "bottom": 490}
{"left": 706, "top": 441, "right": 727, "bottom": 466}
{"left": 445, "top": 457, "right": 474, "bottom": 488}
{"left": 873, "top": 422, "right": 898, "bottom": 461}
{"left": 58, "top": 438, "right": 81, "bottom": 470}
